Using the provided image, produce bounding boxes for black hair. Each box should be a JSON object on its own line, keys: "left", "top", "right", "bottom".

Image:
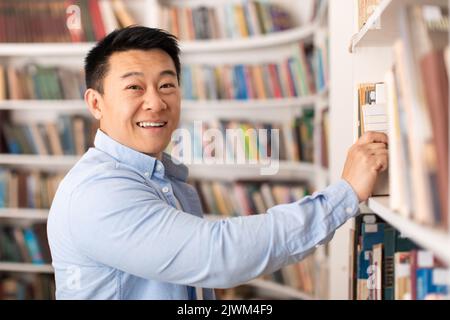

{"left": 84, "top": 26, "right": 180, "bottom": 94}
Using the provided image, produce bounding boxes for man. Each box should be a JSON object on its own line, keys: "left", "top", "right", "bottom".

{"left": 47, "top": 26, "right": 388, "bottom": 300}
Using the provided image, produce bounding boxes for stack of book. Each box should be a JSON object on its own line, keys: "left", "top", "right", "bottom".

{"left": 1, "top": 115, "right": 98, "bottom": 156}
{"left": 0, "top": 169, "right": 65, "bottom": 209}
{"left": 180, "top": 42, "right": 325, "bottom": 100}
{"left": 351, "top": 215, "right": 449, "bottom": 300}
{"left": 159, "top": 1, "right": 294, "bottom": 41}
{"left": 0, "top": 64, "right": 85, "bottom": 100}
{"left": 0, "top": 0, "right": 136, "bottom": 43}
{"left": 194, "top": 180, "right": 310, "bottom": 217}
{"left": 0, "top": 224, "right": 51, "bottom": 265}
{"left": 167, "top": 111, "right": 315, "bottom": 164}
{"left": 384, "top": 4, "right": 448, "bottom": 229}
{"left": 0, "top": 274, "right": 55, "bottom": 300}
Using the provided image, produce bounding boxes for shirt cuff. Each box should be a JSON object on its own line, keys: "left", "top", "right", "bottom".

{"left": 312, "top": 179, "right": 360, "bottom": 218}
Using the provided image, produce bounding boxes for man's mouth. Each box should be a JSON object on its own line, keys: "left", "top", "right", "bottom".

{"left": 136, "top": 121, "right": 168, "bottom": 128}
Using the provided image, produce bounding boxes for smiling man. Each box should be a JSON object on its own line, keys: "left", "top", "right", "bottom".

{"left": 47, "top": 26, "right": 388, "bottom": 300}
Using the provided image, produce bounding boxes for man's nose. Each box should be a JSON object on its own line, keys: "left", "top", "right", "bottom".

{"left": 142, "top": 87, "right": 167, "bottom": 112}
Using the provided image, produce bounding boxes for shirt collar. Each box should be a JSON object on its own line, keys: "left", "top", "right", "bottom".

{"left": 94, "top": 129, "right": 188, "bottom": 182}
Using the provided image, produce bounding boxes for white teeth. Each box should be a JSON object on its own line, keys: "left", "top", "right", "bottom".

{"left": 138, "top": 122, "right": 166, "bottom": 128}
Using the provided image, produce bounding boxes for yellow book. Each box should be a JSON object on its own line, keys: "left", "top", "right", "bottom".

{"left": 234, "top": 5, "right": 249, "bottom": 37}
{"left": 0, "top": 65, "right": 5, "bottom": 100}
{"left": 112, "top": 0, "right": 137, "bottom": 28}
{"left": 251, "top": 65, "right": 267, "bottom": 99}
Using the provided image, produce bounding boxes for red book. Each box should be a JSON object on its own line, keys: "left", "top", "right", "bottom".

{"left": 420, "top": 50, "right": 449, "bottom": 229}
{"left": 89, "top": 0, "right": 106, "bottom": 40}
{"left": 268, "top": 63, "right": 283, "bottom": 98}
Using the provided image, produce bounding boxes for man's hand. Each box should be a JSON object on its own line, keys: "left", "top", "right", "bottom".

{"left": 341, "top": 132, "right": 389, "bottom": 202}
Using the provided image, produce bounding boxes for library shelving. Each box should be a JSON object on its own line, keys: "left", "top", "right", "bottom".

{"left": 0, "top": 0, "right": 330, "bottom": 300}
{"left": 328, "top": 0, "right": 449, "bottom": 299}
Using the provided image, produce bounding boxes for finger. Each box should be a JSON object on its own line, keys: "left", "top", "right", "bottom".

{"left": 358, "top": 131, "right": 388, "bottom": 145}
{"left": 364, "top": 143, "right": 389, "bottom": 151}
{"left": 370, "top": 148, "right": 389, "bottom": 156}
{"left": 374, "top": 154, "right": 389, "bottom": 172}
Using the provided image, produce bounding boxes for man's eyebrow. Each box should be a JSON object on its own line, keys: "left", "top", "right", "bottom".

{"left": 120, "top": 70, "right": 177, "bottom": 79}
{"left": 120, "top": 71, "right": 144, "bottom": 79}
{"left": 160, "top": 70, "right": 177, "bottom": 78}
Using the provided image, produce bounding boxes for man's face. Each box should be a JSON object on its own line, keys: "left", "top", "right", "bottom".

{"left": 91, "top": 49, "right": 181, "bottom": 158}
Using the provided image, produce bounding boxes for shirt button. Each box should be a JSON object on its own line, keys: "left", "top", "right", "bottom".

{"left": 162, "top": 186, "right": 170, "bottom": 193}
{"left": 144, "top": 172, "right": 150, "bottom": 177}
{"left": 156, "top": 164, "right": 163, "bottom": 172}
{"left": 346, "top": 207, "right": 354, "bottom": 215}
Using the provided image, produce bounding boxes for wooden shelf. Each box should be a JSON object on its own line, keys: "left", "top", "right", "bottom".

{"left": 0, "top": 208, "right": 49, "bottom": 221}
{"left": 367, "top": 196, "right": 450, "bottom": 265}
{"left": 0, "top": 262, "right": 54, "bottom": 274}
{"left": 247, "top": 278, "right": 314, "bottom": 300}
{"left": 350, "top": 0, "right": 447, "bottom": 52}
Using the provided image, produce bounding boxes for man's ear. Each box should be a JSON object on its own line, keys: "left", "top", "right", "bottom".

{"left": 85, "top": 88, "right": 103, "bottom": 120}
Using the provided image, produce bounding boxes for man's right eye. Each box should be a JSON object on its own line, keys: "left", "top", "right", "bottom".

{"left": 126, "top": 85, "right": 143, "bottom": 90}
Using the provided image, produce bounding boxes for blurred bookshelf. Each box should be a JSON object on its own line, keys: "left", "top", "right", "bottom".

{"left": 0, "top": 0, "right": 330, "bottom": 300}
{"left": 329, "top": 0, "right": 449, "bottom": 300}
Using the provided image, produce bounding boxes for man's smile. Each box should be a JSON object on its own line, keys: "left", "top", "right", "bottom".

{"left": 136, "top": 121, "right": 168, "bottom": 128}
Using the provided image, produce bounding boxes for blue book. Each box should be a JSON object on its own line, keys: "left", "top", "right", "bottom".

{"left": 416, "top": 268, "right": 449, "bottom": 300}
{"left": 0, "top": 169, "right": 7, "bottom": 208}
{"left": 23, "top": 228, "right": 45, "bottom": 264}
{"left": 361, "top": 222, "right": 385, "bottom": 251}
{"left": 234, "top": 65, "right": 248, "bottom": 100}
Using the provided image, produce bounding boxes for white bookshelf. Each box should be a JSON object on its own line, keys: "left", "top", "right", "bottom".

{"left": 0, "top": 208, "right": 49, "bottom": 221}
{"left": 350, "top": 0, "right": 448, "bottom": 52}
{"left": 366, "top": 197, "right": 450, "bottom": 265}
{"left": 0, "top": 154, "right": 80, "bottom": 168}
{"left": 0, "top": 154, "right": 323, "bottom": 181}
{"left": 247, "top": 278, "right": 314, "bottom": 300}
{"left": 328, "top": 0, "right": 449, "bottom": 299}
{"left": 0, "top": 94, "right": 327, "bottom": 110}
{"left": 0, "top": 0, "right": 330, "bottom": 300}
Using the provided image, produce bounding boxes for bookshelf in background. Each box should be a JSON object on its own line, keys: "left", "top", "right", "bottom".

{"left": 0, "top": 0, "right": 330, "bottom": 300}
{"left": 346, "top": 0, "right": 449, "bottom": 300}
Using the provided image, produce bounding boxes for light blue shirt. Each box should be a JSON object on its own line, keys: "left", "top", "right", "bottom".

{"left": 47, "top": 129, "right": 360, "bottom": 300}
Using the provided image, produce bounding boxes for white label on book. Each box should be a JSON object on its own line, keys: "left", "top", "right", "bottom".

{"left": 375, "top": 83, "right": 387, "bottom": 104}
{"left": 417, "top": 251, "right": 434, "bottom": 268}
{"left": 363, "top": 214, "right": 377, "bottom": 224}
{"left": 362, "top": 104, "right": 388, "bottom": 134}
{"left": 364, "top": 224, "right": 378, "bottom": 233}
{"left": 433, "top": 269, "right": 450, "bottom": 285}
{"left": 395, "top": 264, "right": 410, "bottom": 278}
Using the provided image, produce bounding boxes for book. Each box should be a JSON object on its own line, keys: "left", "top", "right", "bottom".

{"left": 358, "top": 83, "right": 389, "bottom": 196}
{"left": 159, "top": 1, "right": 297, "bottom": 41}
{"left": 358, "top": 0, "right": 381, "bottom": 30}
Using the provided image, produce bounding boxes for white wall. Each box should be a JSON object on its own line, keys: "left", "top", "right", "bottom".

{"left": 328, "top": 0, "right": 356, "bottom": 300}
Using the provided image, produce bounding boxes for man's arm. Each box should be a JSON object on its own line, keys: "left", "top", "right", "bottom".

{"left": 68, "top": 131, "right": 387, "bottom": 289}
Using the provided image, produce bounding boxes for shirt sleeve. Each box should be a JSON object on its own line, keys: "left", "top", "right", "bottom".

{"left": 68, "top": 168, "right": 359, "bottom": 289}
